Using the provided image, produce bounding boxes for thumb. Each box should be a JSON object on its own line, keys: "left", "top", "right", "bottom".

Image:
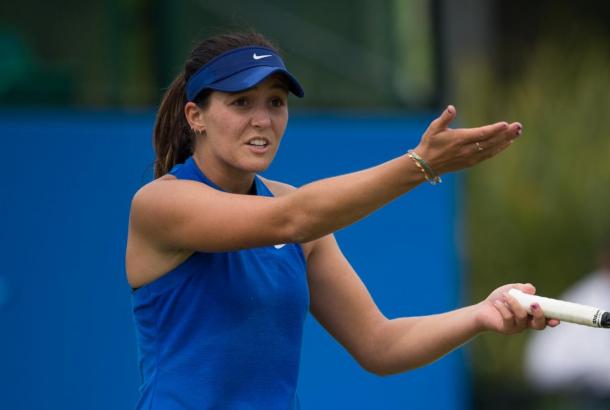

{"left": 429, "top": 105, "right": 456, "bottom": 133}
{"left": 517, "top": 283, "right": 537, "bottom": 295}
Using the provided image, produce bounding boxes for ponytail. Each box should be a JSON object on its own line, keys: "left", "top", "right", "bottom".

{"left": 152, "top": 73, "right": 193, "bottom": 179}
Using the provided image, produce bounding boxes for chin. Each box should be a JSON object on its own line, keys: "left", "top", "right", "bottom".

{"left": 245, "top": 151, "right": 278, "bottom": 171}
{"left": 241, "top": 157, "right": 273, "bottom": 173}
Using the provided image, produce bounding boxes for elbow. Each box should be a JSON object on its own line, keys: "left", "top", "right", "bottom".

{"left": 353, "top": 336, "right": 400, "bottom": 377}
{"left": 354, "top": 322, "right": 419, "bottom": 377}
{"left": 360, "top": 358, "right": 417, "bottom": 377}
{"left": 358, "top": 355, "right": 401, "bottom": 377}
{"left": 360, "top": 361, "right": 391, "bottom": 377}
{"left": 289, "top": 220, "right": 319, "bottom": 244}
{"left": 279, "top": 189, "right": 338, "bottom": 244}
{"left": 285, "top": 215, "right": 308, "bottom": 244}
{"left": 282, "top": 200, "right": 318, "bottom": 244}
{"left": 352, "top": 321, "right": 395, "bottom": 377}
{"left": 275, "top": 194, "right": 302, "bottom": 244}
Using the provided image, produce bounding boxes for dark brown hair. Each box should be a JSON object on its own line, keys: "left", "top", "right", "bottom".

{"left": 152, "top": 32, "right": 279, "bottom": 179}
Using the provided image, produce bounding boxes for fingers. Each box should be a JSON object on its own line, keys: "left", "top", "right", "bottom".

{"left": 459, "top": 122, "right": 521, "bottom": 163}
{"left": 457, "top": 122, "right": 522, "bottom": 150}
{"left": 477, "top": 138, "right": 513, "bottom": 163}
{"left": 529, "top": 303, "right": 547, "bottom": 330}
{"left": 489, "top": 283, "right": 561, "bottom": 334}
{"left": 514, "top": 282, "right": 536, "bottom": 295}
{"left": 505, "top": 284, "right": 555, "bottom": 331}
{"left": 493, "top": 299, "right": 515, "bottom": 330}
{"left": 546, "top": 318, "right": 560, "bottom": 327}
{"left": 428, "top": 105, "right": 457, "bottom": 134}
{"left": 479, "top": 123, "right": 522, "bottom": 151}
{"left": 505, "top": 292, "right": 529, "bottom": 329}
{"left": 455, "top": 121, "right": 509, "bottom": 144}
{"left": 508, "top": 283, "right": 549, "bottom": 330}
{"left": 417, "top": 110, "right": 522, "bottom": 174}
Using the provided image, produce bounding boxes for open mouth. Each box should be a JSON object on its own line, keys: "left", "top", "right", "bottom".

{"left": 246, "top": 137, "right": 270, "bottom": 149}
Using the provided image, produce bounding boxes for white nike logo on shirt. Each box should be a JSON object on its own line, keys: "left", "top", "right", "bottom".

{"left": 274, "top": 243, "right": 286, "bottom": 249}
{"left": 253, "top": 53, "right": 272, "bottom": 60}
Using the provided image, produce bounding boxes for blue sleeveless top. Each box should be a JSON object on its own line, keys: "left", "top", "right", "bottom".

{"left": 131, "top": 156, "right": 309, "bottom": 409}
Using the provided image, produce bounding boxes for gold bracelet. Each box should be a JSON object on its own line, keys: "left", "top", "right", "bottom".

{"left": 407, "top": 150, "right": 442, "bottom": 185}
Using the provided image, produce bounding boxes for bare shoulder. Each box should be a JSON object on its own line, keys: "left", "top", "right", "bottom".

{"left": 127, "top": 174, "right": 231, "bottom": 287}
{"left": 258, "top": 176, "right": 296, "bottom": 197}
{"left": 132, "top": 174, "right": 193, "bottom": 203}
{"left": 130, "top": 174, "right": 216, "bottom": 221}
{"left": 131, "top": 174, "right": 174, "bottom": 207}
{"left": 128, "top": 174, "right": 213, "bottom": 256}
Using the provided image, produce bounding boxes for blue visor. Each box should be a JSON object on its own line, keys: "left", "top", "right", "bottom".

{"left": 186, "top": 46, "right": 304, "bottom": 101}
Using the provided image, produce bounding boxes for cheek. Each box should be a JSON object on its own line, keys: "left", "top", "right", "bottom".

{"left": 273, "top": 111, "right": 289, "bottom": 135}
{"left": 210, "top": 110, "right": 243, "bottom": 135}
{"left": 207, "top": 113, "right": 248, "bottom": 152}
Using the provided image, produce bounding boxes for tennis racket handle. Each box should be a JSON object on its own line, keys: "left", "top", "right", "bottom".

{"left": 507, "top": 288, "right": 610, "bottom": 328}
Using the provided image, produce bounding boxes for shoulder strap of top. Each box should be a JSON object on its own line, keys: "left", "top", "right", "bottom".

{"left": 254, "top": 176, "right": 274, "bottom": 198}
{"left": 169, "top": 156, "right": 222, "bottom": 190}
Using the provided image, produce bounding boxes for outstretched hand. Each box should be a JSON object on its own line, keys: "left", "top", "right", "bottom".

{"left": 475, "top": 283, "right": 560, "bottom": 335}
{"left": 414, "top": 105, "right": 522, "bottom": 175}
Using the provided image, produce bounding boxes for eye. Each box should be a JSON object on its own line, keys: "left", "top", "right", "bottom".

{"left": 231, "top": 96, "right": 249, "bottom": 107}
{"left": 270, "top": 96, "right": 286, "bottom": 108}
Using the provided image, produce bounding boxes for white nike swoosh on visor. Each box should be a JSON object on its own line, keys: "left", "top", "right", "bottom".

{"left": 253, "top": 53, "right": 272, "bottom": 60}
{"left": 274, "top": 243, "right": 286, "bottom": 249}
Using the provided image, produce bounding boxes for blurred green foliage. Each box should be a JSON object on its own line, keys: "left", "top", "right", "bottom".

{"left": 0, "top": 0, "right": 438, "bottom": 108}
{"left": 457, "top": 26, "right": 610, "bottom": 408}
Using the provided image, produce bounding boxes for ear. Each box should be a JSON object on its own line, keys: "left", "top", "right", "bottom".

{"left": 185, "top": 102, "right": 206, "bottom": 134}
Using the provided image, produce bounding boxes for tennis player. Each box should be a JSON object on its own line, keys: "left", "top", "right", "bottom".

{"left": 126, "top": 32, "right": 558, "bottom": 409}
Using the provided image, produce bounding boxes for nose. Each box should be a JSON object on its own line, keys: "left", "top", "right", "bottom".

{"left": 250, "top": 105, "right": 272, "bottom": 129}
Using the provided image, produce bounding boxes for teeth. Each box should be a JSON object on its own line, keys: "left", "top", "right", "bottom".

{"left": 248, "top": 139, "right": 268, "bottom": 146}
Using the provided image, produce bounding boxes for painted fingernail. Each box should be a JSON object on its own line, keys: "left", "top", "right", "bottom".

{"left": 531, "top": 303, "right": 539, "bottom": 311}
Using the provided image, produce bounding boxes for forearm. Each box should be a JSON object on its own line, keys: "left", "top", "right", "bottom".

{"left": 371, "top": 304, "right": 484, "bottom": 375}
{"left": 282, "top": 106, "right": 520, "bottom": 244}
{"left": 286, "top": 153, "right": 425, "bottom": 243}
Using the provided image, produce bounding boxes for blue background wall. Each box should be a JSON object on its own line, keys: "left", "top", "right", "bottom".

{"left": 0, "top": 112, "right": 465, "bottom": 409}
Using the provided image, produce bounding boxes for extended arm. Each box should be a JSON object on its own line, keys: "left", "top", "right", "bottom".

{"left": 306, "top": 234, "right": 558, "bottom": 376}
{"left": 130, "top": 107, "right": 521, "bottom": 253}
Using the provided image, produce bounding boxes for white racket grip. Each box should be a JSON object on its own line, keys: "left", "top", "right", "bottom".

{"left": 508, "top": 288, "right": 608, "bottom": 328}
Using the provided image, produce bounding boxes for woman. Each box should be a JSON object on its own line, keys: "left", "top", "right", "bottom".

{"left": 126, "top": 32, "right": 558, "bottom": 409}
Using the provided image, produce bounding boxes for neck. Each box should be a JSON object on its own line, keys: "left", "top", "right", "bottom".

{"left": 192, "top": 151, "right": 256, "bottom": 195}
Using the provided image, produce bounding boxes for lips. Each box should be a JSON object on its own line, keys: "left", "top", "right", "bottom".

{"left": 245, "top": 137, "right": 271, "bottom": 154}
{"left": 246, "top": 137, "right": 270, "bottom": 147}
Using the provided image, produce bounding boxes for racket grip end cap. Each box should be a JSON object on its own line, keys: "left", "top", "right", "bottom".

{"left": 602, "top": 312, "right": 610, "bottom": 329}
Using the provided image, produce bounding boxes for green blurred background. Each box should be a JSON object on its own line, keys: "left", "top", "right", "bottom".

{"left": 2, "top": 0, "right": 608, "bottom": 408}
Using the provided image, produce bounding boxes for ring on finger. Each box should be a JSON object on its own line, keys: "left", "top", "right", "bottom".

{"left": 476, "top": 142, "right": 484, "bottom": 152}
